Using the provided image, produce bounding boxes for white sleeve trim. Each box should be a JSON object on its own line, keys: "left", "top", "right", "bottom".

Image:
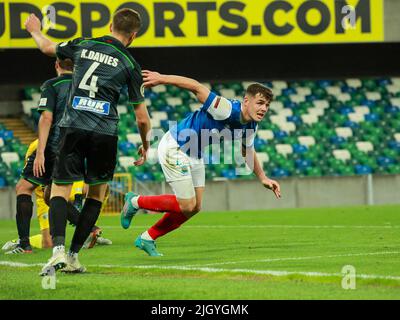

{"left": 206, "top": 96, "right": 232, "bottom": 121}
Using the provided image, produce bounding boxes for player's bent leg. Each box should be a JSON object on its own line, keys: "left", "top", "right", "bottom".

{"left": 69, "top": 184, "right": 106, "bottom": 254}
{"left": 120, "top": 191, "right": 140, "bottom": 229}
{"left": 134, "top": 180, "right": 200, "bottom": 257}
{"left": 40, "top": 183, "right": 72, "bottom": 276}
{"left": 13, "top": 179, "right": 37, "bottom": 253}
{"left": 183, "top": 186, "right": 204, "bottom": 219}
{"left": 49, "top": 183, "right": 73, "bottom": 246}
{"left": 37, "top": 193, "right": 52, "bottom": 248}
{"left": 63, "top": 184, "right": 105, "bottom": 273}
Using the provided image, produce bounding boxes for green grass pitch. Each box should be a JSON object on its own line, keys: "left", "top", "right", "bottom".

{"left": 0, "top": 205, "right": 399, "bottom": 300}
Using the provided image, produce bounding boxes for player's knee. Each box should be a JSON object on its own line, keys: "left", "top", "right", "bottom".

{"left": 179, "top": 198, "right": 197, "bottom": 214}
{"left": 193, "top": 202, "right": 202, "bottom": 214}
{"left": 15, "top": 179, "right": 34, "bottom": 196}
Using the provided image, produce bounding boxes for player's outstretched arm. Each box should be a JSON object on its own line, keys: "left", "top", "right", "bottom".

{"left": 244, "top": 147, "right": 281, "bottom": 199}
{"left": 143, "top": 70, "right": 210, "bottom": 104}
{"left": 24, "top": 14, "right": 56, "bottom": 57}
{"left": 133, "top": 102, "right": 151, "bottom": 166}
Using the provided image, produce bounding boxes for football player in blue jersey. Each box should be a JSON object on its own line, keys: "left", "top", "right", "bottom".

{"left": 121, "top": 70, "right": 281, "bottom": 256}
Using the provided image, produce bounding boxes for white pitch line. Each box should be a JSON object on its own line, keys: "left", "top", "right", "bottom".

{"left": 184, "top": 251, "right": 400, "bottom": 267}
{"left": 1, "top": 260, "right": 400, "bottom": 281}
{"left": 101, "top": 225, "right": 400, "bottom": 229}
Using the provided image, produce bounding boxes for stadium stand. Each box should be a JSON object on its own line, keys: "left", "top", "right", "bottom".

{"left": 0, "top": 77, "right": 399, "bottom": 188}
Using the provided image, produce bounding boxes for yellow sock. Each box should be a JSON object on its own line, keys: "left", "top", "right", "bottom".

{"left": 30, "top": 234, "right": 43, "bottom": 249}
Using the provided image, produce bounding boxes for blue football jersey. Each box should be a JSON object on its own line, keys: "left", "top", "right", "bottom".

{"left": 169, "top": 91, "right": 258, "bottom": 159}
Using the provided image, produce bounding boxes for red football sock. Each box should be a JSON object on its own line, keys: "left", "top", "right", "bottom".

{"left": 148, "top": 211, "right": 188, "bottom": 240}
{"left": 138, "top": 194, "right": 181, "bottom": 213}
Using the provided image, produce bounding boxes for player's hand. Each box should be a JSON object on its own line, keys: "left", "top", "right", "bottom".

{"left": 143, "top": 70, "right": 164, "bottom": 88}
{"left": 262, "top": 178, "right": 281, "bottom": 199}
{"left": 134, "top": 145, "right": 148, "bottom": 166}
{"left": 25, "top": 14, "right": 42, "bottom": 33}
{"left": 33, "top": 152, "right": 45, "bottom": 178}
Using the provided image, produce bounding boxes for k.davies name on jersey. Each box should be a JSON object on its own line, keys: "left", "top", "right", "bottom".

{"left": 80, "top": 49, "right": 119, "bottom": 67}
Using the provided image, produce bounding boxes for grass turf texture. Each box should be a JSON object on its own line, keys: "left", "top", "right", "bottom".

{"left": 0, "top": 205, "right": 399, "bottom": 300}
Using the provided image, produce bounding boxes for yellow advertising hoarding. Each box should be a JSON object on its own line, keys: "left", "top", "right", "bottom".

{"left": 0, "top": 0, "right": 384, "bottom": 48}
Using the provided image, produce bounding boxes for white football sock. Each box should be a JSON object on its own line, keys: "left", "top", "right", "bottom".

{"left": 53, "top": 245, "right": 65, "bottom": 255}
{"left": 141, "top": 231, "right": 154, "bottom": 241}
{"left": 67, "top": 251, "right": 78, "bottom": 259}
{"left": 130, "top": 195, "right": 140, "bottom": 208}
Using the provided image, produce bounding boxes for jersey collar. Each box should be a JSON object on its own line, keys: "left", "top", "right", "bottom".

{"left": 103, "top": 35, "right": 126, "bottom": 49}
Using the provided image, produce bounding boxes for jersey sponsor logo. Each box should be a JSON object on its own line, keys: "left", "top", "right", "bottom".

{"left": 72, "top": 96, "right": 110, "bottom": 115}
{"left": 39, "top": 98, "right": 47, "bottom": 107}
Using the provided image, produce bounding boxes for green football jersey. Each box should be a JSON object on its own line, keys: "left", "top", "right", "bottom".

{"left": 37, "top": 73, "right": 72, "bottom": 153}
{"left": 56, "top": 35, "right": 144, "bottom": 136}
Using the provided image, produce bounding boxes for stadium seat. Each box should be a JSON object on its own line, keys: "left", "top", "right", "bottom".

{"left": 147, "top": 148, "right": 159, "bottom": 163}
{"left": 346, "top": 79, "right": 362, "bottom": 88}
{"left": 356, "top": 141, "right": 374, "bottom": 153}
{"left": 117, "top": 105, "right": 127, "bottom": 114}
{"left": 335, "top": 127, "right": 353, "bottom": 139}
{"left": 354, "top": 106, "right": 370, "bottom": 115}
{"left": 387, "top": 84, "right": 400, "bottom": 94}
{"left": 295, "top": 87, "right": 311, "bottom": 96}
{"left": 166, "top": 97, "right": 183, "bottom": 107}
{"left": 301, "top": 114, "right": 319, "bottom": 125}
{"left": 313, "top": 100, "right": 329, "bottom": 109}
{"left": 348, "top": 113, "right": 365, "bottom": 123}
{"left": 0, "top": 177, "right": 6, "bottom": 188}
{"left": 365, "top": 92, "right": 381, "bottom": 101}
{"left": 219, "top": 89, "right": 236, "bottom": 100}
{"left": 126, "top": 133, "right": 142, "bottom": 145}
{"left": 1, "top": 152, "right": 19, "bottom": 167}
{"left": 270, "top": 115, "right": 287, "bottom": 126}
{"left": 31, "top": 92, "right": 41, "bottom": 102}
{"left": 336, "top": 93, "right": 351, "bottom": 102}
{"left": 118, "top": 156, "right": 135, "bottom": 169}
{"left": 276, "top": 144, "right": 293, "bottom": 157}
{"left": 269, "top": 101, "right": 284, "bottom": 112}
{"left": 150, "top": 118, "right": 161, "bottom": 128}
{"left": 272, "top": 81, "right": 288, "bottom": 90}
{"left": 333, "top": 149, "right": 351, "bottom": 161}
{"left": 257, "top": 130, "right": 274, "bottom": 141}
{"left": 151, "top": 111, "right": 168, "bottom": 121}
{"left": 278, "top": 108, "right": 293, "bottom": 117}
{"left": 22, "top": 100, "right": 36, "bottom": 115}
{"left": 298, "top": 136, "right": 316, "bottom": 147}
{"left": 307, "top": 107, "right": 325, "bottom": 117}
{"left": 390, "top": 98, "right": 400, "bottom": 107}
{"left": 278, "top": 122, "right": 296, "bottom": 134}
{"left": 256, "top": 152, "right": 269, "bottom": 165}
{"left": 290, "top": 94, "right": 306, "bottom": 103}
{"left": 189, "top": 102, "right": 202, "bottom": 112}
{"left": 355, "top": 164, "right": 372, "bottom": 175}
{"left": 151, "top": 85, "right": 167, "bottom": 93}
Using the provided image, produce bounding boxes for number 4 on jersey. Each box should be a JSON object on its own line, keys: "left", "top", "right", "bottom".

{"left": 79, "top": 62, "right": 100, "bottom": 98}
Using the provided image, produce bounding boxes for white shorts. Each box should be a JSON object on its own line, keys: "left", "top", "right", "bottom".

{"left": 158, "top": 131, "right": 205, "bottom": 199}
